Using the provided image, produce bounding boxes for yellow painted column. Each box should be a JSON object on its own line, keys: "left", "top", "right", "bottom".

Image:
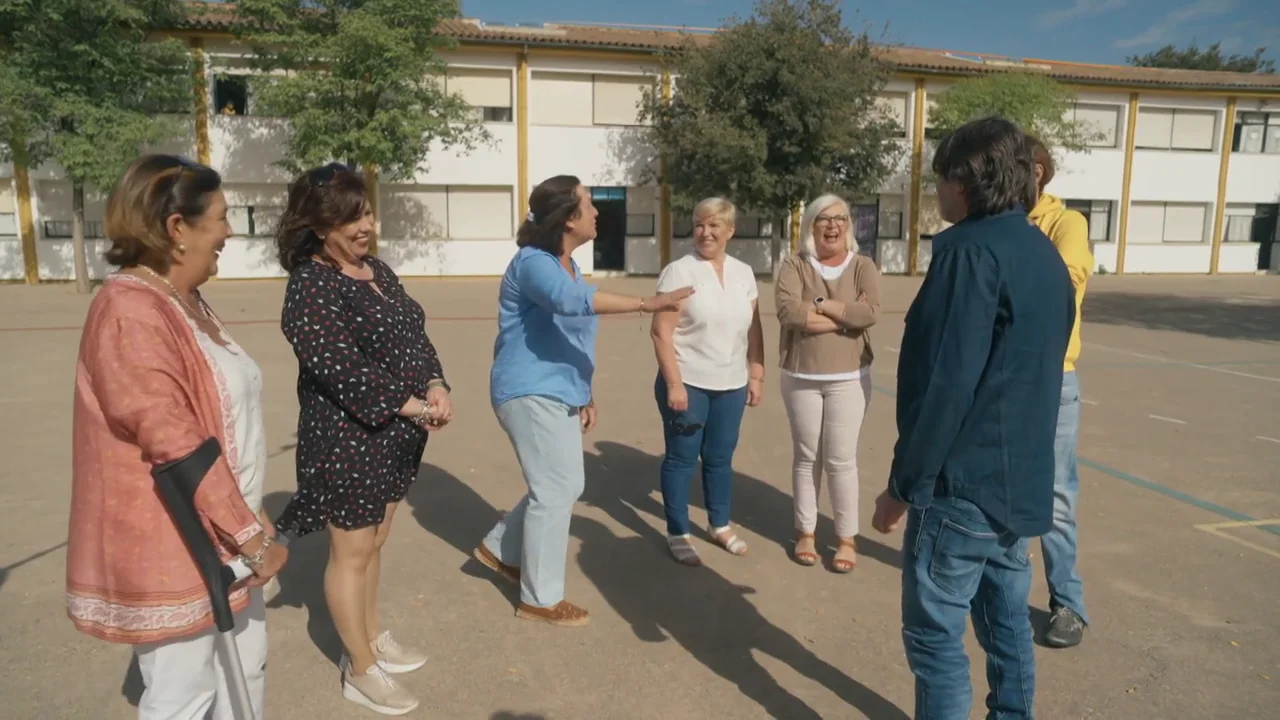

{"left": 658, "top": 70, "right": 673, "bottom": 269}
{"left": 907, "top": 79, "right": 926, "bottom": 276}
{"left": 1115, "top": 92, "right": 1140, "bottom": 275}
{"left": 516, "top": 50, "right": 530, "bottom": 225}
{"left": 15, "top": 163, "right": 38, "bottom": 284}
{"left": 1209, "top": 97, "right": 1237, "bottom": 275}
{"left": 189, "top": 37, "right": 212, "bottom": 166}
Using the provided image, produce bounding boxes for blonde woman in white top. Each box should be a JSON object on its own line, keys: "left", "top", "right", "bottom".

{"left": 650, "top": 197, "right": 766, "bottom": 566}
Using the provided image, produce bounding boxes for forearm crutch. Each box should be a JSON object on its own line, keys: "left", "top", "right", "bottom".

{"left": 151, "top": 437, "right": 258, "bottom": 720}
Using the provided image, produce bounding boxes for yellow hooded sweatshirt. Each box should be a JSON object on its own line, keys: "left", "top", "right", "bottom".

{"left": 1029, "top": 192, "right": 1092, "bottom": 372}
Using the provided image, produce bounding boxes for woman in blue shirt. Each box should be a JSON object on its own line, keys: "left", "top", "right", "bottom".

{"left": 474, "top": 175, "right": 692, "bottom": 627}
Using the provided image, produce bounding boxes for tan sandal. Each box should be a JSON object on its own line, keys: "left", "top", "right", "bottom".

{"left": 832, "top": 538, "right": 857, "bottom": 573}
{"left": 793, "top": 533, "right": 818, "bottom": 566}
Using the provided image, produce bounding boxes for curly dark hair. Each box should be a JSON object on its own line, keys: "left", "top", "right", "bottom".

{"left": 931, "top": 116, "right": 1038, "bottom": 218}
{"left": 275, "top": 163, "right": 369, "bottom": 273}
{"left": 517, "top": 175, "right": 584, "bottom": 256}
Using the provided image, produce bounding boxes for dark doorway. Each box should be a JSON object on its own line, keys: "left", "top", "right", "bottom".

{"left": 854, "top": 202, "right": 879, "bottom": 263}
{"left": 592, "top": 187, "right": 627, "bottom": 271}
{"left": 1253, "top": 204, "right": 1278, "bottom": 271}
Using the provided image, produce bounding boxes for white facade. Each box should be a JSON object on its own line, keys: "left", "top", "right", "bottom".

{"left": 3, "top": 34, "right": 1279, "bottom": 282}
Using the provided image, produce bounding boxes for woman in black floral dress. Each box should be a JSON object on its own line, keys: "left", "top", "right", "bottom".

{"left": 273, "top": 163, "right": 450, "bottom": 715}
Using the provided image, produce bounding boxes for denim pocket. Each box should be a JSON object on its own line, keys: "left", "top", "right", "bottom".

{"left": 929, "top": 518, "right": 998, "bottom": 597}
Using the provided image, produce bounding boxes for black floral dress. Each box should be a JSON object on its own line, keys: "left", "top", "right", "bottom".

{"left": 276, "top": 257, "right": 448, "bottom": 536}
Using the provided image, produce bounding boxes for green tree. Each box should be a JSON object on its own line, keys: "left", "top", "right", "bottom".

{"left": 1128, "top": 42, "right": 1275, "bottom": 74}
{"left": 927, "top": 72, "right": 1103, "bottom": 155}
{"left": 642, "top": 0, "right": 901, "bottom": 260}
{"left": 231, "top": 0, "right": 489, "bottom": 250}
{"left": 0, "top": 0, "right": 193, "bottom": 292}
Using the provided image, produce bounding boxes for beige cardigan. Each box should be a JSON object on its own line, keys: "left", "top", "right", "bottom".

{"left": 774, "top": 252, "right": 880, "bottom": 375}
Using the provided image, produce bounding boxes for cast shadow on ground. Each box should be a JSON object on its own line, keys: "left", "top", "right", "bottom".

{"left": 1082, "top": 291, "right": 1280, "bottom": 343}
{"left": 406, "top": 441, "right": 907, "bottom": 719}
{"left": 261, "top": 491, "right": 343, "bottom": 666}
{"left": 491, "top": 714, "right": 547, "bottom": 720}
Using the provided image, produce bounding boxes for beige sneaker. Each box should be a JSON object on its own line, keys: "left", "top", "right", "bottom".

{"left": 372, "top": 630, "right": 427, "bottom": 674}
{"left": 341, "top": 661, "right": 419, "bottom": 716}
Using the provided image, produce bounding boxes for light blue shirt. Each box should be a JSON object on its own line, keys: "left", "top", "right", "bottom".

{"left": 489, "top": 246, "right": 600, "bottom": 408}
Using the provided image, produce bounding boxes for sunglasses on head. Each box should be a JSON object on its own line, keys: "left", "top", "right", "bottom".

{"left": 307, "top": 162, "right": 355, "bottom": 187}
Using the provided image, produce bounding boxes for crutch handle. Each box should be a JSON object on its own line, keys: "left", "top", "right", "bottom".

{"left": 151, "top": 437, "right": 239, "bottom": 633}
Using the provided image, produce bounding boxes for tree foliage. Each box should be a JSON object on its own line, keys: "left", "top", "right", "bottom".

{"left": 230, "top": 0, "right": 488, "bottom": 180}
{"left": 0, "top": 0, "right": 194, "bottom": 291}
{"left": 642, "top": 0, "right": 901, "bottom": 217}
{"left": 928, "top": 72, "right": 1102, "bottom": 153}
{"left": 1128, "top": 42, "right": 1275, "bottom": 74}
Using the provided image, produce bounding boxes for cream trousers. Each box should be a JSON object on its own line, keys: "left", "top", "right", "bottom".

{"left": 134, "top": 587, "right": 267, "bottom": 720}
{"left": 780, "top": 372, "right": 873, "bottom": 538}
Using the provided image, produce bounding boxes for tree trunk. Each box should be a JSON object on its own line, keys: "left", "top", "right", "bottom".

{"left": 363, "top": 164, "right": 379, "bottom": 256}
{"left": 72, "top": 182, "right": 90, "bottom": 294}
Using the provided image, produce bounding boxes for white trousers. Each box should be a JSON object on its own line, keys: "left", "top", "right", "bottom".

{"left": 780, "top": 372, "right": 872, "bottom": 538}
{"left": 134, "top": 588, "right": 267, "bottom": 720}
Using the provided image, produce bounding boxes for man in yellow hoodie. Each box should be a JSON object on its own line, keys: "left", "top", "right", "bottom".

{"left": 1027, "top": 136, "right": 1092, "bottom": 649}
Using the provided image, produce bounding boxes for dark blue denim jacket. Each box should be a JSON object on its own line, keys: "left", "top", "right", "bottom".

{"left": 889, "top": 207, "right": 1075, "bottom": 537}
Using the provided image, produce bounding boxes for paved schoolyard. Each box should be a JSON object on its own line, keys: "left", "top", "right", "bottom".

{"left": 1, "top": 271, "right": 1277, "bottom": 719}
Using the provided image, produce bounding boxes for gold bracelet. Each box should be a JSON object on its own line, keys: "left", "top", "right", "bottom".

{"left": 639, "top": 296, "right": 647, "bottom": 313}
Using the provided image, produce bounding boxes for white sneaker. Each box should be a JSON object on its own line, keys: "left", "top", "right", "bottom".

{"left": 340, "top": 660, "right": 419, "bottom": 716}
{"left": 371, "top": 630, "right": 427, "bottom": 674}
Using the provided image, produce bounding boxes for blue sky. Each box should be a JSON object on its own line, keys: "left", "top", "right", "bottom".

{"left": 458, "top": 0, "right": 1279, "bottom": 67}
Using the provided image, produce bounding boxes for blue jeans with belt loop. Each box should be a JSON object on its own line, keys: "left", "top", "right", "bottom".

{"left": 654, "top": 374, "right": 748, "bottom": 537}
{"left": 901, "top": 496, "right": 1036, "bottom": 719}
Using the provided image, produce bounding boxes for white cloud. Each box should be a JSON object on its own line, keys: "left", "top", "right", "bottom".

{"left": 1037, "top": 0, "right": 1128, "bottom": 29}
{"left": 1113, "top": 0, "right": 1235, "bottom": 49}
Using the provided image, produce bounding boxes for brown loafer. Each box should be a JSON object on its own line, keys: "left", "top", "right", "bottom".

{"left": 474, "top": 544, "right": 520, "bottom": 584}
{"left": 515, "top": 600, "right": 590, "bottom": 627}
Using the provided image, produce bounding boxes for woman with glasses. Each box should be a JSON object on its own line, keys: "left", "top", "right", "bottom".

{"left": 273, "top": 163, "right": 452, "bottom": 715}
{"left": 774, "top": 195, "right": 880, "bottom": 573}
{"left": 66, "top": 154, "right": 287, "bottom": 719}
{"left": 650, "top": 197, "right": 766, "bottom": 566}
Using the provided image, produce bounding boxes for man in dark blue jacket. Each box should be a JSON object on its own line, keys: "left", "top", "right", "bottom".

{"left": 872, "top": 116, "right": 1075, "bottom": 720}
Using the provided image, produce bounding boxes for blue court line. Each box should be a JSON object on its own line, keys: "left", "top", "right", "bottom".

{"left": 870, "top": 383, "right": 1280, "bottom": 536}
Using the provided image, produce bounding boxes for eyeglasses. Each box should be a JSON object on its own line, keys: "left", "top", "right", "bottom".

{"left": 307, "top": 162, "right": 355, "bottom": 187}
{"left": 815, "top": 214, "right": 850, "bottom": 226}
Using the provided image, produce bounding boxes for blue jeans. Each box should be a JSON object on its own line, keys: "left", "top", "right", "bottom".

{"left": 902, "top": 497, "right": 1036, "bottom": 720}
{"left": 483, "top": 395, "right": 585, "bottom": 608}
{"left": 654, "top": 376, "right": 747, "bottom": 537}
{"left": 1041, "top": 372, "right": 1087, "bottom": 622}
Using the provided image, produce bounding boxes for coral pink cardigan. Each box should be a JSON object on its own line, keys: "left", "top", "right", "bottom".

{"left": 66, "top": 274, "right": 263, "bottom": 644}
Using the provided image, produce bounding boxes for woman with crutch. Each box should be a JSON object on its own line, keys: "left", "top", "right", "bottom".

{"left": 66, "top": 154, "right": 287, "bottom": 720}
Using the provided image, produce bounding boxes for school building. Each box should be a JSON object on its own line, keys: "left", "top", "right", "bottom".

{"left": 2, "top": 12, "right": 1279, "bottom": 282}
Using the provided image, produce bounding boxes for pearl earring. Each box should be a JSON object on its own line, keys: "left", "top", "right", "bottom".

{"left": 177, "top": 244, "right": 187, "bottom": 253}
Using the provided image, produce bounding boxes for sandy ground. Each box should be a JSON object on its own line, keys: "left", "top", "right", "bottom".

{"left": 1, "top": 272, "right": 1278, "bottom": 719}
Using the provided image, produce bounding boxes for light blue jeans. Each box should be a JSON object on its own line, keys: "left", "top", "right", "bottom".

{"left": 1041, "top": 371, "right": 1087, "bottom": 623}
{"left": 482, "top": 395, "right": 585, "bottom": 609}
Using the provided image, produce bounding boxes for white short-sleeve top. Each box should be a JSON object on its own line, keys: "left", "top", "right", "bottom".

{"left": 656, "top": 252, "right": 758, "bottom": 391}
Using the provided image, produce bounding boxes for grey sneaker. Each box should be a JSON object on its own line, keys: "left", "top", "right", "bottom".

{"left": 341, "top": 660, "right": 419, "bottom": 715}
{"left": 1044, "top": 606, "right": 1086, "bottom": 648}
{"left": 372, "top": 630, "right": 427, "bottom": 674}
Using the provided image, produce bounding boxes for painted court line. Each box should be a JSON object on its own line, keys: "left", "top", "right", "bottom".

{"left": 869, "top": 381, "right": 1280, "bottom": 536}
{"left": 1256, "top": 436, "right": 1280, "bottom": 445}
{"left": 1148, "top": 414, "right": 1186, "bottom": 425}
{"left": 1081, "top": 398, "right": 1099, "bottom": 406}
{"left": 1193, "top": 520, "right": 1280, "bottom": 560}
{"left": 1088, "top": 343, "right": 1280, "bottom": 384}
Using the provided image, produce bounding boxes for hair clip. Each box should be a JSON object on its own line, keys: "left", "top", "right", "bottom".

{"left": 526, "top": 211, "right": 536, "bottom": 223}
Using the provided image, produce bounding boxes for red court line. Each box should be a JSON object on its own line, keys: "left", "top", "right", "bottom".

{"left": 1, "top": 309, "right": 905, "bottom": 334}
